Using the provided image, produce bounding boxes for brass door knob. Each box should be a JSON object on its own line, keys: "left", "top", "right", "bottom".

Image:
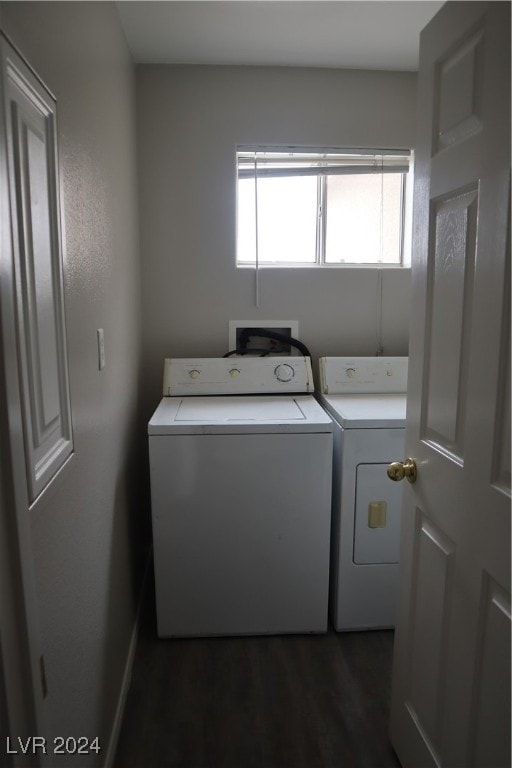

{"left": 387, "top": 458, "right": 417, "bottom": 484}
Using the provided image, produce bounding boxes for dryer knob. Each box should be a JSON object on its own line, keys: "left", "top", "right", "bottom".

{"left": 346, "top": 368, "right": 357, "bottom": 378}
{"left": 274, "top": 363, "right": 295, "bottom": 382}
{"left": 189, "top": 369, "right": 200, "bottom": 380}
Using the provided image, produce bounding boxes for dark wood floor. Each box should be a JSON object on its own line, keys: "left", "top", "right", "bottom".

{"left": 114, "top": 585, "right": 400, "bottom": 768}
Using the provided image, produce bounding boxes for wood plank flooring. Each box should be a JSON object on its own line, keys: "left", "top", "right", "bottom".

{"left": 114, "top": 586, "right": 400, "bottom": 768}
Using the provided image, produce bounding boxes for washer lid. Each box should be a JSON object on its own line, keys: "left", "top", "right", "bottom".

{"left": 318, "top": 393, "right": 407, "bottom": 428}
{"left": 149, "top": 395, "right": 333, "bottom": 434}
{"left": 176, "top": 396, "right": 305, "bottom": 422}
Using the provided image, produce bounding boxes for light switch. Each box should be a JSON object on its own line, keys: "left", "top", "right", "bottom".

{"left": 97, "top": 329, "right": 105, "bottom": 370}
{"left": 368, "top": 501, "right": 387, "bottom": 528}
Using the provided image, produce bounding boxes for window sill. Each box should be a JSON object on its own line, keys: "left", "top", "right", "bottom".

{"left": 236, "top": 263, "right": 411, "bottom": 270}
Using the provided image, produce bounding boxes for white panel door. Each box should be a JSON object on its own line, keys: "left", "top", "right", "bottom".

{"left": 390, "top": 4, "right": 510, "bottom": 767}
{"left": 2, "top": 39, "right": 73, "bottom": 503}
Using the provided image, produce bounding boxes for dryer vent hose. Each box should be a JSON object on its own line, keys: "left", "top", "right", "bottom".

{"left": 223, "top": 328, "right": 312, "bottom": 358}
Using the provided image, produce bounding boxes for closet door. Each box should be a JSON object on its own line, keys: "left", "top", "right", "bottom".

{"left": 2, "top": 38, "right": 73, "bottom": 503}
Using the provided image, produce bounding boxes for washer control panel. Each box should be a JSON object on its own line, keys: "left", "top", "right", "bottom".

{"left": 319, "top": 357, "right": 408, "bottom": 394}
{"left": 163, "top": 357, "right": 314, "bottom": 395}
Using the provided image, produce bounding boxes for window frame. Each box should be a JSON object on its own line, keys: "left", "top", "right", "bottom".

{"left": 236, "top": 146, "right": 412, "bottom": 269}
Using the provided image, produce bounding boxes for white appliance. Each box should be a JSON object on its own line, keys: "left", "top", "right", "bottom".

{"left": 317, "top": 356, "right": 408, "bottom": 631}
{"left": 148, "top": 356, "right": 333, "bottom": 638}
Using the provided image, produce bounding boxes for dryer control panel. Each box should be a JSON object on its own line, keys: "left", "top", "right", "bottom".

{"left": 319, "top": 356, "right": 408, "bottom": 395}
{"left": 163, "top": 357, "right": 314, "bottom": 396}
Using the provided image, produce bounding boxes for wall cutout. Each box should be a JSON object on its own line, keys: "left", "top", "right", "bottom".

{"left": 228, "top": 320, "right": 299, "bottom": 356}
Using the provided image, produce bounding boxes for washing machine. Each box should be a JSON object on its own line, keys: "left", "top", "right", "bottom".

{"left": 148, "top": 356, "right": 333, "bottom": 638}
{"left": 317, "top": 356, "right": 408, "bottom": 631}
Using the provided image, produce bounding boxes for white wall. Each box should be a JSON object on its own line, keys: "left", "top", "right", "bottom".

{"left": 0, "top": 2, "right": 144, "bottom": 762}
{"left": 137, "top": 64, "right": 416, "bottom": 409}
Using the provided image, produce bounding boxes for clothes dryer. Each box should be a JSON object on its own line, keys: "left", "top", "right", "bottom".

{"left": 149, "top": 357, "right": 333, "bottom": 638}
{"left": 317, "top": 356, "right": 408, "bottom": 631}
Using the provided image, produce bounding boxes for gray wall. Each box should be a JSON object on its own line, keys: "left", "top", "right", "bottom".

{"left": 137, "top": 65, "right": 416, "bottom": 410}
{"left": 0, "top": 1, "right": 143, "bottom": 760}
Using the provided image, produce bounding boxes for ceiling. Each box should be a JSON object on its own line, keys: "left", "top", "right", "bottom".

{"left": 117, "top": 1, "right": 444, "bottom": 71}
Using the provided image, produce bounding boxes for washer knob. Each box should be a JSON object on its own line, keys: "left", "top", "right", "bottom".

{"left": 229, "top": 368, "right": 240, "bottom": 378}
{"left": 274, "top": 363, "right": 295, "bottom": 382}
{"left": 346, "top": 368, "right": 357, "bottom": 378}
{"left": 189, "top": 369, "right": 200, "bottom": 379}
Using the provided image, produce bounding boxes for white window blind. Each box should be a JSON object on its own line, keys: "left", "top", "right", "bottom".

{"left": 237, "top": 148, "right": 411, "bottom": 178}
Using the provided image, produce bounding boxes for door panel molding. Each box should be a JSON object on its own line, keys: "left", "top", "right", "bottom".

{"left": 406, "top": 511, "right": 455, "bottom": 758}
{"left": 491, "top": 203, "right": 511, "bottom": 495}
{"left": 421, "top": 186, "right": 478, "bottom": 461}
{"left": 4, "top": 41, "right": 73, "bottom": 504}
{"left": 468, "top": 574, "right": 511, "bottom": 767}
{"left": 435, "top": 26, "right": 484, "bottom": 153}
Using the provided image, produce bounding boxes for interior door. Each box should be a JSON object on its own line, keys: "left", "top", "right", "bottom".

{"left": 389, "top": 3, "right": 510, "bottom": 767}
{"left": 0, "top": 35, "right": 70, "bottom": 761}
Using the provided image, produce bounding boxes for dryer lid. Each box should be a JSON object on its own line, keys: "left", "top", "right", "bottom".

{"left": 318, "top": 393, "right": 407, "bottom": 428}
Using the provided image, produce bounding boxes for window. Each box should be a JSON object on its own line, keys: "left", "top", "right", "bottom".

{"left": 236, "top": 147, "right": 412, "bottom": 267}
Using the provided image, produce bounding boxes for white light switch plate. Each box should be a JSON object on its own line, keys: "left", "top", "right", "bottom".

{"left": 97, "top": 329, "right": 105, "bottom": 370}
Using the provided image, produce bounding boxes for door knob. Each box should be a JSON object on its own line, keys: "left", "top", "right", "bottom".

{"left": 387, "top": 458, "right": 417, "bottom": 484}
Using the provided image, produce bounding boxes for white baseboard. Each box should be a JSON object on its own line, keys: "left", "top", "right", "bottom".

{"left": 103, "top": 548, "right": 152, "bottom": 768}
